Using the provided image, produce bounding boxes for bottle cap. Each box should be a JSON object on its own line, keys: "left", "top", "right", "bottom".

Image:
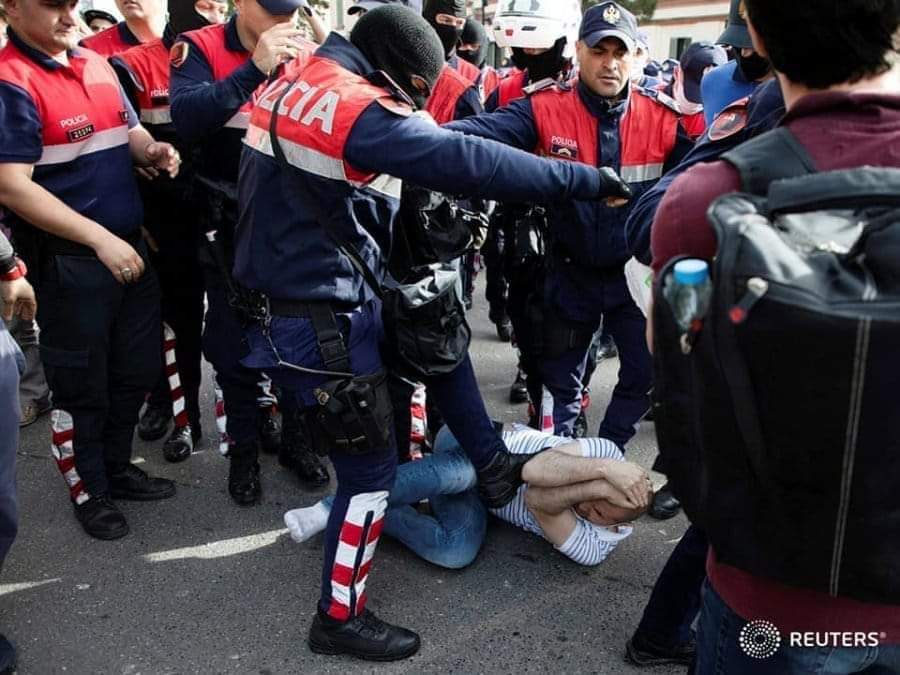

{"left": 673, "top": 259, "right": 709, "bottom": 286}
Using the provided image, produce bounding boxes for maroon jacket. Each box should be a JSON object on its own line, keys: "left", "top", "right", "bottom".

{"left": 651, "top": 90, "right": 900, "bottom": 640}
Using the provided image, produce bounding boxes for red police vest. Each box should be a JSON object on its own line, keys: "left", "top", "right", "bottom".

{"left": 245, "top": 55, "right": 411, "bottom": 191}
{"left": 479, "top": 66, "right": 502, "bottom": 102}
{"left": 425, "top": 63, "right": 472, "bottom": 125}
{"left": 117, "top": 39, "right": 171, "bottom": 126}
{"left": 451, "top": 56, "right": 480, "bottom": 84}
{"left": 81, "top": 22, "right": 141, "bottom": 57}
{"left": 681, "top": 110, "right": 706, "bottom": 140}
{"left": 531, "top": 86, "right": 679, "bottom": 184}
{"left": 497, "top": 69, "right": 527, "bottom": 108}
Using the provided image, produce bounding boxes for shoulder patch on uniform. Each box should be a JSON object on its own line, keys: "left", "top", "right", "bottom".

{"left": 708, "top": 97, "right": 750, "bottom": 142}
{"left": 636, "top": 86, "right": 681, "bottom": 114}
{"left": 523, "top": 77, "right": 557, "bottom": 96}
{"left": 376, "top": 97, "right": 414, "bottom": 118}
{"left": 169, "top": 42, "right": 189, "bottom": 68}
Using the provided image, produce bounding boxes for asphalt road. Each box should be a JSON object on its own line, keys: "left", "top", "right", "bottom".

{"left": 1, "top": 278, "right": 688, "bottom": 674}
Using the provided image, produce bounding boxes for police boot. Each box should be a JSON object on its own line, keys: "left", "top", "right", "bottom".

{"left": 509, "top": 369, "right": 528, "bottom": 404}
{"left": 259, "top": 408, "right": 282, "bottom": 455}
{"left": 308, "top": 609, "right": 421, "bottom": 662}
{"left": 162, "top": 423, "right": 201, "bottom": 463}
{"left": 138, "top": 403, "right": 171, "bottom": 442}
{"left": 596, "top": 335, "right": 618, "bottom": 360}
{"left": 649, "top": 484, "right": 682, "bottom": 520}
{"left": 477, "top": 450, "right": 534, "bottom": 509}
{"left": 228, "top": 442, "right": 261, "bottom": 506}
{"left": 74, "top": 494, "right": 129, "bottom": 540}
{"left": 495, "top": 318, "right": 513, "bottom": 343}
{"left": 279, "top": 412, "right": 329, "bottom": 488}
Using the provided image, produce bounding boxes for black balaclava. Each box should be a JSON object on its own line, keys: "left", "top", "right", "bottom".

{"left": 511, "top": 37, "right": 569, "bottom": 83}
{"left": 351, "top": 5, "right": 445, "bottom": 110}
{"left": 736, "top": 49, "right": 771, "bottom": 82}
{"left": 422, "top": 0, "right": 466, "bottom": 59}
{"left": 168, "top": 0, "right": 210, "bottom": 35}
{"left": 457, "top": 17, "right": 488, "bottom": 68}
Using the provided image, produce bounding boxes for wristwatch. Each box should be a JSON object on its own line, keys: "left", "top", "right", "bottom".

{"left": 0, "top": 256, "right": 27, "bottom": 282}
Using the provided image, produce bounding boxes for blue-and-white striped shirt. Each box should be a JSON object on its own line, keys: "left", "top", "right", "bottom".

{"left": 491, "top": 425, "right": 634, "bottom": 566}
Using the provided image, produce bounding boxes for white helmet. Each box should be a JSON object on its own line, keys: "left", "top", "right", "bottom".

{"left": 492, "top": 0, "right": 582, "bottom": 58}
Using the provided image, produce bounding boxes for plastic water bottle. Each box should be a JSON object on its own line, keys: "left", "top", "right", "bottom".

{"left": 664, "top": 259, "right": 712, "bottom": 333}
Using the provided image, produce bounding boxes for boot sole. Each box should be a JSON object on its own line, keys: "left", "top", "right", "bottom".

{"left": 109, "top": 485, "right": 177, "bottom": 502}
{"left": 308, "top": 638, "right": 420, "bottom": 662}
{"left": 80, "top": 522, "right": 130, "bottom": 540}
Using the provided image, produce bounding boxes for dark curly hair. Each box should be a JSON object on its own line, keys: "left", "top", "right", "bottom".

{"left": 745, "top": 0, "right": 899, "bottom": 88}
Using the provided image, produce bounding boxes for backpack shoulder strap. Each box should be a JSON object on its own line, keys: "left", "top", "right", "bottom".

{"left": 720, "top": 126, "right": 818, "bottom": 196}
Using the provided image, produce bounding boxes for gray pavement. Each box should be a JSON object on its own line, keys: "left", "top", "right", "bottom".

{"left": 2, "top": 280, "right": 689, "bottom": 674}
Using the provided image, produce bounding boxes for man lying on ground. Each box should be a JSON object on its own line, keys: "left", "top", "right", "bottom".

{"left": 285, "top": 425, "right": 652, "bottom": 568}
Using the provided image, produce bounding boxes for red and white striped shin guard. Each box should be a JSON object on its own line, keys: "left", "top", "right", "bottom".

{"left": 50, "top": 410, "right": 90, "bottom": 505}
{"left": 409, "top": 383, "right": 427, "bottom": 461}
{"left": 163, "top": 323, "right": 189, "bottom": 429}
{"left": 327, "top": 490, "right": 388, "bottom": 621}
{"left": 214, "top": 384, "right": 230, "bottom": 456}
{"left": 539, "top": 385, "right": 555, "bottom": 434}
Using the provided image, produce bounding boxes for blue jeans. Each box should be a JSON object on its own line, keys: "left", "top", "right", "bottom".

{"left": 325, "top": 427, "right": 486, "bottom": 570}
{"left": 695, "top": 579, "right": 900, "bottom": 674}
{"left": 0, "top": 325, "right": 23, "bottom": 567}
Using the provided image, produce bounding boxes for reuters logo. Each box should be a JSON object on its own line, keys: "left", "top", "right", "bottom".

{"left": 739, "top": 620, "right": 782, "bottom": 659}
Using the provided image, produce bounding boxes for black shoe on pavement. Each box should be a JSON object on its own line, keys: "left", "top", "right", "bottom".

{"left": 0, "top": 633, "right": 16, "bottom": 675}
{"left": 496, "top": 319, "right": 512, "bottom": 343}
{"left": 308, "top": 609, "right": 421, "bottom": 662}
{"left": 596, "top": 336, "right": 619, "bottom": 360}
{"left": 509, "top": 371, "right": 529, "bottom": 404}
{"left": 74, "top": 494, "right": 129, "bottom": 540}
{"left": 649, "top": 484, "right": 682, "bottom": 520}
{"left": 279, "top": 444, "right": 329, "bottom": 488}
{"left": 108, "top": 464, "right": 177, "bottom": 501}
{"left": 137, "top": 403, "right": 171, "bottom": 442}
{"left": 260, "top": 410, "right": 282, "bottom": 455}
{"left": 162, "top": 424, "right": 200, "bottom": 463}
{"left": 477, "top": 450, "right": 533, "bottom": 509}
{"left": 229, "top": 444, "right": 261, "bottom": 505}
{"left": 625, "top": 634, "right": 696, "bottom": 668}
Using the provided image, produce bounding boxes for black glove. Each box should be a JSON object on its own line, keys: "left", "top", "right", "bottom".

{"left": 597, "top": 167, "right": 633, "bottom": 201}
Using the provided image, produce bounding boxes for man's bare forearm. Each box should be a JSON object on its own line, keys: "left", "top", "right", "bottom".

{"left": 0, "top": 165, "right": 110, "bottom": 248}
{"left": 522, "top": 449, "right": 615, "bottom": 487}
{"left": 525, "top": 479, "right": 616, "bottom": 515}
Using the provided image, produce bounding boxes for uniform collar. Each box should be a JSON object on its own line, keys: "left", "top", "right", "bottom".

{"left": 225, "top": 15, "right": 245, "bottom": 52}
{"left": 117, "top": 21, "right": 142, "bottom": 46}
{"left": 577, "top": 78, "right": 629, "bottom": 118}
{"left": 6, "top": 28, "right": 80, "bottom": 71}
{"left": 162, "top": 24, "right": 177, "bottom": 50}
{"left": 314, "top": 33, "right": 374, "bottom": 77}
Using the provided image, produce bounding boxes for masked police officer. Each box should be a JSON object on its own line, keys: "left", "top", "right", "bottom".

{"left": 447, "top": 2, "right": 694, "bottom": 444}
{"left": 169, "top": 0, "right": 330, "bottom": 504}
{"left": 235, "top": 5, "right": 631, "bottom": 659}
{"left": 0, "top": 0, "right": 181, "bottom": 539}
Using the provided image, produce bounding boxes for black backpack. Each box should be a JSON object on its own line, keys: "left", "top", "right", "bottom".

{"left": 652, "top": 127, "right": 900, "bottom": 603}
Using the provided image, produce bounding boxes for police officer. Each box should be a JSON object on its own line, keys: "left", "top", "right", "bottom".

{"left": 422, "top": 0, "right": 479, "bottom": 85}
{"left": 170, "top": 0, "right": 330, "bottom": 503}
{"left": 657, "top": 41, "right": 727, "bottom": 140}
{"left": 80, "top": 0, "right": 165, "bottom": 56}
{"left": 483, "top": 0, "right": 582, "bottom": 406}
{"left": 0, "top": 0, "right": 181, "bottom": 539}
{"left": 0, "top": 228, "right": 34, "bottom": 673}
{"left": 112, "top": 0, "right": 213, "bottom": 463}
{"left": 447, "top": 2, "right": 694, "bottom": 443}
{"left": 235, "top": 5, "right": 631, "bottom": 658}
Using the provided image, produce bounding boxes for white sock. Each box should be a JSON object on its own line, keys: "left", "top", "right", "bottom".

{"left": 284, "top": 501, "right": 330, "bottom": 544}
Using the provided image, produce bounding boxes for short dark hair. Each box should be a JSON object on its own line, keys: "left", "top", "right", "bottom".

{"left": 745, "top": 0, "right": 899, "bottom": 88}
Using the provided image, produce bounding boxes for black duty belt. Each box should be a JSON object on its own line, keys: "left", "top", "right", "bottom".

{"left": 268, "top": 298, "right": 359, "bottom": 318}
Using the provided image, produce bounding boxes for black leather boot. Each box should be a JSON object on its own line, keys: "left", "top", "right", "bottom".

{"left": 74, "top": 495, "right": 129, "bottom": 540}
{"left": 477, "top": 450, "right": 535, "bottom": 509}
{"left": 259, "top": 409, "right": 282, "bottom": 455}
{"left": 162, "top": 424, "right": 201, "bottom": 463}
{"left": 228, "top": 442, "right": 261, "bottom": 506}
{"left": 308, "top": 609, "right": 420, "bottom": 661}
{"left": 649, "top": 484, "right": 682, "bottom": 520}
{"left": 508, "top": 369, "right": 528, "bottom": 404}
{"left": 108, "top": 464, "right": 176, "bottom": 501}
{"left": 279, "top": 410, "right": 329, "bottom": 487}
{"left": 137, "top": 403, "right": 171, "bottom": 442}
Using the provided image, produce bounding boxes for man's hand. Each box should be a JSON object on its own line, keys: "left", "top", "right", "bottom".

{"left": 601, "top": 460, "right": 651, "bottom": 509}
{"left": 93, "top": 232, "right": 145, "bottom": 285}
{"left": 597, "top": 167, "right": 633, "bottom": 206}
{"left": 252, "top": 23, "right": 305, "bottom": 75}
{"left": 1, "top": 277, "right": 36, "bottom": 321}
{"left": 144, "top": 142, "right": 181, "bottom": 178}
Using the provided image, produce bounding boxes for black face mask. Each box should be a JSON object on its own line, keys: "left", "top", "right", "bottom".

{"left": 168, "top": 0, "right": 210, "bottom": 35}
{"left": 423, "top": 0, "right": 466, "bottom": 59}
{"left": 433, "top": 25, "right": 462, "bottom": 58}
{"left": 736, "top": 50, "right": 771, "bottom": 82}
{"left": 457, "top": 43, "right": 486, "bottom": 68}
{"left": 511, "top": 38, "right": 569, "bottom": 83}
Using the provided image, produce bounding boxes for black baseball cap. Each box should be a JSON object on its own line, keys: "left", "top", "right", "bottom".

{"left": 82, "top": 9, "right": 118, "bottom": 25}
{"left": 680, "top": 41, "right": 728, "bottom": 103}
{"left": 579, "top": 2, "right": 639, "bottom": 53}
{"left": 349, "top": 0, "right": 421, "bottom": 15}
{"left": 718, "top": 0, "right": 753, "bottom": 50}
